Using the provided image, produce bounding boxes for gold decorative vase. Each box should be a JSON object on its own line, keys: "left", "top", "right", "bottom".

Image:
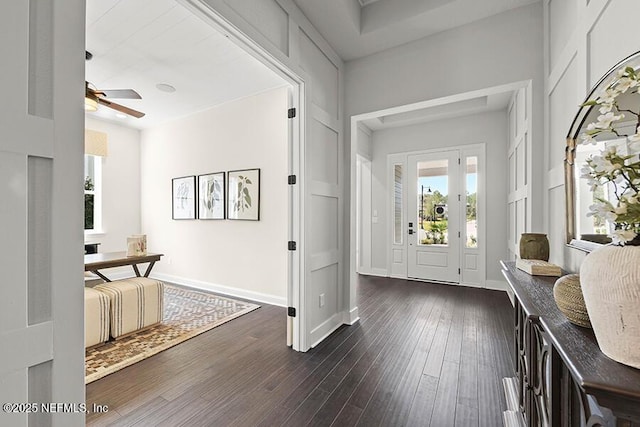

{"left": 580, "top": 245, "right": 640, "bottom": 368}
{"left": 519, "top": 233, "right": 549, "bottom": 261}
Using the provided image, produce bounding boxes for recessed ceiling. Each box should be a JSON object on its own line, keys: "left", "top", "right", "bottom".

{"left": 294, "top": 0, "right": 540, "bottom": 60}
{"left": 85, "top": 0, "right": 287, "bottom": 129}
{"left": 361, "top": 91, "right": 513, "bottom": 131}
{"left": 358, "top": 0, "right": 382, "bottom": 6}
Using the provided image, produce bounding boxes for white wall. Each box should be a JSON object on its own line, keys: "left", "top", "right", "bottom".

{"left": 369, "top": 111, "right": 508, "bottom": 282}
{"left": 544, "top": 0, "right": 640, "bottom": 272}
{"left": 345, "top": 4, "right": 543, "bottom": 116}
{"left": 85, "top": 117, "right": 141, "bottom": 253}
{"left": 140, "top": 87, "right": 289, "bottom": 305}
{"left": 345, "top": 3, "right": 544, "bottom": 294}
{"left": 191, "top": 0, "right": 346, "bottom": 349}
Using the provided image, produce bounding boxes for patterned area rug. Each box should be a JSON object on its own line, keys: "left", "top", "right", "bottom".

{"left": 85, "top": 285, "right": 259, "bottom": 384}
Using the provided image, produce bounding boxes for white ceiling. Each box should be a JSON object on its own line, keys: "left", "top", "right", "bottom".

{"left": 85, "top": 0, "right": 532, "bottom": 129}
{"left": 294, "top": 0, "right": 540, "bottom": 60}
{"left": 85, "top": 0, "right": 287, "bottom": 129}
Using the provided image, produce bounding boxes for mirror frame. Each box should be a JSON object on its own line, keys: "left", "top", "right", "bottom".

{"left": 565, "top": 50, "right": 640, "bottom": 252}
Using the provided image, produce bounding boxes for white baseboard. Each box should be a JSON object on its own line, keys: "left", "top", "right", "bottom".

{"left": 485, "top": 279, "right": 508, "bottom": 292}
{"left": 371, "top": 268, "right": 388, "bottom": 276}
{"left": 359, "top": 268, "right": 389, "bottom": 278}
{"left": 344, "top": 307, "right": 359, "bottom": 325}
{"left": 150, "top": 272, "right": 287, "bottom": 307}
{"left": 309, "top": 312, "right": 344, "bottom": 348}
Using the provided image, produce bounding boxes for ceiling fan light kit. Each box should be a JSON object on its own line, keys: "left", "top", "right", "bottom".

{"left": 84, "top": 96, "right": 98, "bottom": 112}
{"left": 84, "top": 49, "right": 146, "bottom": 119}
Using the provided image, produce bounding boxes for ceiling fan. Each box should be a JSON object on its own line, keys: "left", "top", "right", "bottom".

{"left": 85, "top": 51, "right": 145, "bottom": 118}
{"left": 85, "top": 83, "right": 145, "bottom": 118}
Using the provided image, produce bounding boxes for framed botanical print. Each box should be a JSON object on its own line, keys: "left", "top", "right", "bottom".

{"left": 198, "top": 172, "right": 225, "bottom": 219}
{"left": 227, "top": 168, "right": 260, "bottom": 221}
{"left": 172, "top": 175, "right": 196, "bottom": 219}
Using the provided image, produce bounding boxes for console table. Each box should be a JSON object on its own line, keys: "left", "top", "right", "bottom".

{"left": 85, "top": 251, "right": 163, "bottom": 282}
{"left": 501, "top": 260, "right": 640, "bottom": 427}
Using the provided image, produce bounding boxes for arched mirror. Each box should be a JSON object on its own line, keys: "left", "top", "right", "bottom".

{"left": 565, "top": 50, "right": 640, "bottom": 250}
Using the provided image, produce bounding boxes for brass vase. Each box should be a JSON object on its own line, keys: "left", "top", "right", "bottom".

{"left": 519, "top": 233, "right": 549, "bottom": 261}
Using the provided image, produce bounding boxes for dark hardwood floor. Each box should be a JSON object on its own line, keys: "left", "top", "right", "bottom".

{"left": 86, "top": 275, "right": 514, "bottom": 427}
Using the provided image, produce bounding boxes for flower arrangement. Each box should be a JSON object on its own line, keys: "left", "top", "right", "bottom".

{"left": 580, "top": 66, "right": 640, "bottom": 245}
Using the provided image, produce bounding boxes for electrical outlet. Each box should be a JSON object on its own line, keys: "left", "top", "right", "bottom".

{"left": 319, "top": 293, "right": 325, "bottom": 308}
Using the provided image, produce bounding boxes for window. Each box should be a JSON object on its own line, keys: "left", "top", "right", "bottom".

{"left": 393, "top": 164, "right": 403, "bottom": 245}
{"left": 84, "top": 155, "right": 102, "bottom": 232}
{"left": 465, "top": 156, "right": 478, "bottom": 248}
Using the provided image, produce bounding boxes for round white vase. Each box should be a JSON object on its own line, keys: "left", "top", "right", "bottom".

{"left": 580, "top": 245, "right": 640, "bottom": 369}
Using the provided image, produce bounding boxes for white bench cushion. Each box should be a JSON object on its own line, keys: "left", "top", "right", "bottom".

{"left": 94, "top": 278, "right": 164, "bottom": 338}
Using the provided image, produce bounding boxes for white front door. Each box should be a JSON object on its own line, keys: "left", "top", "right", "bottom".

{"left": 407, "top": 150, "right": 461, "bottom": 282}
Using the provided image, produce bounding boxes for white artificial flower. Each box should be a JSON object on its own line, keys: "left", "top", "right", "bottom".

{"left": 596, "top": 112, "right": 623, "bottom": 129}
{"left": 580, "top": 163, "right": 592, "bottom": 178}
{"left": 580, "top": 132, "right": 597, "bottom": 145}
{"left": 615, "top": 203, "right": 628, "bottom": 215}
{"left": 610, "top": 229, "right": 637, "bottom": 245}
{"left": 589, "top": 154, "right": 604, "bottom": 172}
{"left": 599, "top": 88, "right": 620, "bottom": 105}
{"left": 587, "top": 202, "right": 617, "bottom": 222}
{"left": 599, "top": 104, "right": 613, "bottom": 114}
{"left": 590, "top": 154, "right": 619, "bottom": 174}
{"left": 616, "top": 77, "right": 637, "bottom": 93}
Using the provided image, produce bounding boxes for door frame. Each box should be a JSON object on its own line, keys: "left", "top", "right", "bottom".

{"left": 178, "top": 0, "right": 306, "bottom": 350}
{"left": 356, "top": 154, "right": 372, "bottom": 274}
{"left": 386, "top": 143, "right": 486, "bottom": 287}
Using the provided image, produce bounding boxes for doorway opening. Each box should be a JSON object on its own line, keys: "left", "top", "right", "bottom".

{"left": 349, "top": 82, "right": 530, "bottom": 314}
{"left": 83, "top": 0, "right": 305, "bottom": 352}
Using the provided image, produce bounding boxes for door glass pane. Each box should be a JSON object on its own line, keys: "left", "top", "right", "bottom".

{"left": 393, "top": 164, "right": 403, "bottom": 245}
{"left": 417, "top": 159, "right": 448, "bottom": 246}
{"left": 466, "top": 156, "right": 478, "bottom": 248}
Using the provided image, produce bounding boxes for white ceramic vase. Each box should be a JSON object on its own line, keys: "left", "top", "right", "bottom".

{"left": 580, "top": 245, "right": 640, "bottom": 369}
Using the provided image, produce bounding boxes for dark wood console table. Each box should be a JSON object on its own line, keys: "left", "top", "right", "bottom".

{"left": 501, "top": 260, "right": 640, "bottom": 427}
{"left": 85, "top": 251, "right": 163, "bottom": 282}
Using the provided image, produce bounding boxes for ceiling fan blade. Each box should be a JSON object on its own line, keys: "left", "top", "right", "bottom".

{"left": 98, "top": 89, "right": 142, "bottom": 99}
{"left": 95, "top": 97, "right": 145, "bottom": 118}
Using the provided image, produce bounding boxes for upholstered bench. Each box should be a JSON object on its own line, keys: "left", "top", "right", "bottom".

{"left": 84, "top": 287, "right": 110, "bottom": 348}
{"left": 94, "top": 278, "right": 164, "bottom": 339}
